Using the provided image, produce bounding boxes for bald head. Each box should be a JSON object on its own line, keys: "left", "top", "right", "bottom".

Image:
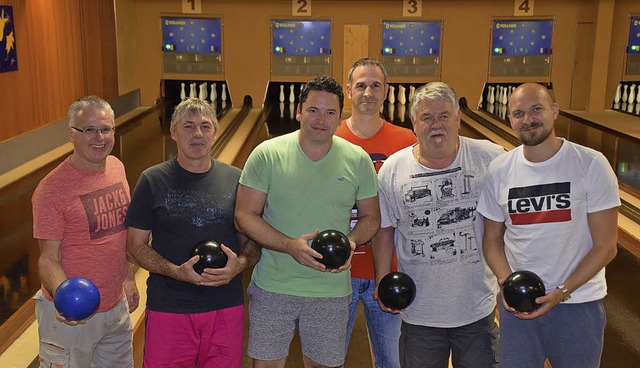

{"left": 508, "top": 83, "right": 554, "bottom": 110}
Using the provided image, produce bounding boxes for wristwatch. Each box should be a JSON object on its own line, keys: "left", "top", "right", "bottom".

{"left": 556, "top": 284, "right": 571, "bottom": 302}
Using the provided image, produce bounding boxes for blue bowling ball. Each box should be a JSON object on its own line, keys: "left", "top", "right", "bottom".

{"left": 54, "top": 277, "right": 101, "bottom": 321}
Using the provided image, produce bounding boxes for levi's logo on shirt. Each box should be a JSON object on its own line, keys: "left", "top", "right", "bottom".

{"left": 80, "top": 182, "right": 129, "bottom": 239}
{"left": 507, "top": 182, "right": 571, "bottom": 225}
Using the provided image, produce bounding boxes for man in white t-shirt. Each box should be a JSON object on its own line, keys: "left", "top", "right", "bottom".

{"left": 375, "top": 82, "right": 503, "bottom": 367}
{"left": 477, "top": 83, "right": 620, "bottom": 368}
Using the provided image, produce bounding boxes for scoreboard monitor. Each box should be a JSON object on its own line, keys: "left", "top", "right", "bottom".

{"left": 162, "top": 17, "right": 222, "bottom": 54}
{"left": 272, "top": 19, "right": 331, "bottom": 56}
{"left": 381, "top": 21, "right": 441, "bottom": 56}
{"left": 491, "top": 19, "right": 553, "bottom": 56}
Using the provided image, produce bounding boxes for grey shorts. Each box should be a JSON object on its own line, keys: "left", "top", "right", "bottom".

{"left": 247, "top": 281, "right": 351, "bottom": 367}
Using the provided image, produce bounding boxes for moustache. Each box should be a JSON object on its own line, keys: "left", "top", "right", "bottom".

{"left": 428, "top": 129, "right": 447, "bottom": 138}
{"left": 520, "top": 122, "right": 543, "bottom": 131}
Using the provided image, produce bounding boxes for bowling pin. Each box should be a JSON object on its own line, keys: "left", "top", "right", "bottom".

{"left": 300, "top": 83, "right": 305, "bottom": 93}
{"left": 622, "top": 84, "right": 628, "bottom": 103}
{"left": 628, "top": 101, "right": 634, "bottom": 113}
{"left": 289, "top": 103, "right": 295, "bottom": 120}
{"left": 622, "top": 102, "right": 628, "bottom": 112}
{"left": 485, "top": 86, "right": 492, "bottom": 105}
{"left": 398, "top": 85, "right": 406, "bottom": 105}
{"left": 221, "top": 101, "right": 227, "bottom": 110}
{"left": 636, "top": 102, "right": 640, "bottom": 115}
{"left": 388, "top": 85, "right": 395, "bottom": 104}
{"left": 478, "top": 92, "right": 483, "bottom": 109}
{"left": 489, "top": 86, "right": 495, "bottom": 105}
{"left": 629, "top": 84, "right": 636, "bottom": 105}
{"left": 289, "top": 84, "right": 295, "bottom": 103}
{"left": 198, "top": 83, "right": 205, "bottom": 100}
{"left": 614, "top": 101, "right": 620, "bottom": 110}
{"left": 279, "top": 102, "right": 285, "bottom": 119}
{"left": 488, "top": 102, "right": 494, "bottom": 114}
{"left": 279, "top": 84, "right": 285, "bottom": 102}
{"left": 409, "top": 86, "right": 415, "bottom": 103}
{"left": 614, "top": 83, "right": 621, "bottom": 104}
{"left": 398, "top": 104, "right": 406, "bottom": 123}
{"left": 180, "top": 83, "right": 186, "bottom": 100}
{"left": 388, "top": 102, "right": 395, "bottom": 122}
{"left": 502, "top": 86, "right": 508, "bottom": 105}
{"left": 191, "top": 83, "right": 198, "bottom": 98}
{"left": 210, "top": 83, "right": 217, "bottom": 102}
{"left": 221, "top": 83, "right": 227, "bottom": 102}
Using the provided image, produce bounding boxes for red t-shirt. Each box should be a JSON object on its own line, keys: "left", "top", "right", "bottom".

{"left": 32, "top": 156, "right": 130, "bottom": 312}
{"left": 335, "top": 120, "right": 418, "bottom": 279}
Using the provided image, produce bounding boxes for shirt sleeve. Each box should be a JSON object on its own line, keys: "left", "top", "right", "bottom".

{"left": 356, "top": 153, "right": 378, "bottom": 201}
{"left": 377, "top": 163, "right": 398, "bottom": 229}
{"left": 238, "top": 143, "right": 270, "bottom": 193}
{"left": 32, "top": 179, "right": 65, "bottom": 240}
{"left": 476, "top": 168, "right": 506, "bottom": 223}
{"left": 586, "top": 153, "right": 621, "bottom": 213}
{"left": 124, "top": 173, "right": 155, "bottom": 230}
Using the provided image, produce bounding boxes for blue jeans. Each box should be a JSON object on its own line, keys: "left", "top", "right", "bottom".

{"left": 399, "top": 311, "right": 499, "bottom": 368}
{"left": 499, "top": 299, "right": 606, "bottom": 368}
{"left": 346, "top": 278, "right": 401, "bottom": 368}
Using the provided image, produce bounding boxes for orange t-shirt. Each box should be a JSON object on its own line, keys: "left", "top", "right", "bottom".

{"left": 335, "top": 120, "right": 418, "bottom": 279}
{"left": 32, "top": 156, "right": 130, "bottom": 312}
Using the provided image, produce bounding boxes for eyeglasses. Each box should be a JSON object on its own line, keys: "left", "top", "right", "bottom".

{"left": 70, "top": 126, "right": 115, "bottom": 136}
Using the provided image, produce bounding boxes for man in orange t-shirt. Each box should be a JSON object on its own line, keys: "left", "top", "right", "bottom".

{"left": 32, "top": 96, "right": 139, "bottom": 368}
{"left": 335, "top": 58, "right": 417, "bottom": 368}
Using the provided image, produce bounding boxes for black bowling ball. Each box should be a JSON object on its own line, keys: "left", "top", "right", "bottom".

{"left": 311, "top": 229, "right": 351, "bottom": 269}
{"left": 191, "top": 240, "right": 228, "bottom": 274}
{"left": 503, "top": 270, "right": 546, "bottom": 312}
{"left": 378, "top": 272, "right": 416, "bottom": 310}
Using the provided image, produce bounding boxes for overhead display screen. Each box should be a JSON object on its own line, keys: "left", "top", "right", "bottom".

{"left": 272, "top": 20, "right": 331, "bottom": 56}
{"left": 491, "top": 19, "right": 553, "bottom": 56}
{"left": 628, "top": 16, "right": 640, "bottom": 54}
{"left": 382, "top": 21, "right": 441, "bottom": 56}
{"left": 162, "top": 17, "right": 222, "bottom": 54}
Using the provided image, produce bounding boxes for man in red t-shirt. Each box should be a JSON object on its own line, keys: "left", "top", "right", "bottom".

{"left": 335, "top": 58, "right": 417, "bottom": 368}
{"left": 32, "top": 96, "right": 139, "bottom": 368}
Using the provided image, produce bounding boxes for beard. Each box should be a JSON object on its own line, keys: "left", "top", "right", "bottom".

{"left": 355, "top": 98, "right": 381, "bottom": 115}
{"left": 517, "top": 122, "right": 553, "bottom": 146}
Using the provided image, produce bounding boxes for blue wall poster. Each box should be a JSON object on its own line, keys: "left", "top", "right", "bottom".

{"left": 0, "top": 6, "right": 18, "bottom": 73}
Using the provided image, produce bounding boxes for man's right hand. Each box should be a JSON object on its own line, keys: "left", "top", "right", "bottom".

{"left": 284, "top": 230, "right": 327, "bottom": 272}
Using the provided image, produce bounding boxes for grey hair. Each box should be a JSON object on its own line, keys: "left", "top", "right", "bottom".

{"left": 170, "top": 98, "right": 219, "bottom": 130}
{"left": 347, "top": 57, "right": 388, "bottom": 85}
{"left": 410, "top": 82, "right": 459, "bottom": 120}
{"left": 68, "top": 96, "right": 114, "bottom": 127}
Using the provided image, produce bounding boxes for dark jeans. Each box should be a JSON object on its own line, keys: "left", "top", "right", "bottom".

{"left": 399, "top": 310, "right": 499, "bottom": 368}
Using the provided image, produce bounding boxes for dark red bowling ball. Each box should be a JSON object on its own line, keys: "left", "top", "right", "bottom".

{"left": 503, "top": 270, "right": 546, "bottom": 312}
{"left": 311, "top": 229, "right": 351, "bottom": 269}
{"left": 191, "top": 240, "right": 228, "bottom": 274}
{"left": 378, "top": 272, "right": 416, "bottom": 310}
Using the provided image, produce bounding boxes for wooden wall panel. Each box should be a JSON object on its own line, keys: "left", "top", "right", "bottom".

{"left": 0, "top": 0, "right": 118, "bottom": 143}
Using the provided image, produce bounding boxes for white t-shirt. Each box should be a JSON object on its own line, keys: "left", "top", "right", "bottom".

{"left": 477, "top": 139, "right": 620, "bottom": 303}
{"left": 378, "top": 137, "right": 505, "bottom": 328}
